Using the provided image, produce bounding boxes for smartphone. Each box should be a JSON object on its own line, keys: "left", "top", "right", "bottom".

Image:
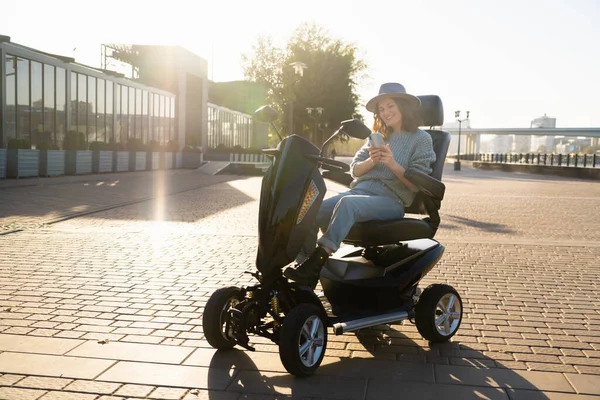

{"left": 369, "top": 132, "right": 385, "bottom": 148}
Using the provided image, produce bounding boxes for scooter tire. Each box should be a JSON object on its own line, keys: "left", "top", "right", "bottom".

{"left": 279, "top": 304, "right": 328, "bottom": 377}
{"left": 203, "top": 286, "right": 243, "bottom": 349}
{"left": 415, "top": 284, "right": 462, "bottom": 343}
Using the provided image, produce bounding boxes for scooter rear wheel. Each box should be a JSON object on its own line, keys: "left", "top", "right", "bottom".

{"left": 415, "top": 284, "right": 462, "bottom": 343}
{"left": 279, "top": 304, "right": 328, "bottom": 377}
{"left": 203, "top": 286, "right": 243, "bottom": 349}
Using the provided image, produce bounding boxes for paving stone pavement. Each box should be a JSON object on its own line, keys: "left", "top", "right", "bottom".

{"left": 0, "top": 164, "right": 599, "bottom": 399}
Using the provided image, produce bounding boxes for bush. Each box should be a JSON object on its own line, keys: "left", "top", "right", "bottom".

{"left": 89, "top": 141, "right": 111, "bottom": 151}
{"left": 37, "top": 131, "right": 58, "bottom": 150}
{"left": 7, "top": 139, "right": 32, "bottom": 149}
{"left": 63, "top": 131, "right": 87, "bottom": 150}
{"left": 126, "top": 138, "right": 147, "bottom": 152}
{"left": 37, "top": 142, "right": 60, "bottom": 150}
{"left": 182, "top": 145, "right": 201, "bottom": 153}
{"left": 165, "top": 140, "right": 180, "bottom": 152}
{"left": 108, "top": 141, "right": 126, "bottom": 151}
{"left": 148, "top": 140, "right": 163, "bottom": 152}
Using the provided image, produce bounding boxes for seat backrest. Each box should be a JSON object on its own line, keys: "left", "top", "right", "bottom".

{"left": 404, "top": 95, "right": 451, "bottom": 215}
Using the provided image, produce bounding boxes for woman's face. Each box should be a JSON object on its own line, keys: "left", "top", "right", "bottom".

{"left": 377, "top": 97, "right": 403, "bottom": 131}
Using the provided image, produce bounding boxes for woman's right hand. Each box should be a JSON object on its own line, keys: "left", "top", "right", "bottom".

{"left": 368, "top": 147, "right": 381, "bottom": 164}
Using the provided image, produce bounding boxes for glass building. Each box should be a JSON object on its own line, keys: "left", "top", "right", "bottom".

{"left": 207, "top": 103, "right": 253, "bottom": 149}
{"left": 1, "top": 37, "right": 175, "bottom": 149}
{"left": 1, "top": 36, "right": 257, "bottom": 151}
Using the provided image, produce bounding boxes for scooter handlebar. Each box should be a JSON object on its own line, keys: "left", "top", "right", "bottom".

{"left": 304, "top": 154, "right": 350, "bottom": 172}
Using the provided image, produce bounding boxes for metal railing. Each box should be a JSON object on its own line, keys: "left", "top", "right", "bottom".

{"left": 474, "top": 153, "right": 599, "bottom": 168}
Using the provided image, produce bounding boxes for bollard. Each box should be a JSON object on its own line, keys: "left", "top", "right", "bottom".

{"left": 574, "top": 154, "right": 578, "bottom": 168}
{"left": 594, "top": 154, "right": 597, "bottom": 168}
{"left": 544, "top": 154, "right": 547, "bottom": 165}
{"left": 567, "top": 154, "right": 570, "bottom": 167}
{"left": 584, "top": 154, "right": 587, "bottom": 168}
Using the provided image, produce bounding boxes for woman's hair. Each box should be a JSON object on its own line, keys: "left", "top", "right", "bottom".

{"left": 371, "top": 98, "right": 421, "bottom": 139}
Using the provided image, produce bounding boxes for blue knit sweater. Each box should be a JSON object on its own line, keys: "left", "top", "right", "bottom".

{"left": 350, "top": 129, "right": 436, "bottom": 206}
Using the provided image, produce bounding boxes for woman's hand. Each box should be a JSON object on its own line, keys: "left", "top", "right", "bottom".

{"left": 368, "top": 146, "right": 382, "bottom": 164}
{"left": 378, "top": 144, "right": 398, "bottom": 168}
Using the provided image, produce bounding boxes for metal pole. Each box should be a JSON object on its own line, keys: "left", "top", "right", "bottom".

{"left": 454, "top": 120, "right": 462, "bottom": 171}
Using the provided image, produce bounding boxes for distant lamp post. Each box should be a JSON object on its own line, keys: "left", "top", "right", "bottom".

{"left": 306, "top": 107, "right": 324, "bottom": 144}
{"left": 287, "top": 61, "right": 307, "bottom": 135}
{"left": 454, "top": 110, "right": 470, "bottom": 171}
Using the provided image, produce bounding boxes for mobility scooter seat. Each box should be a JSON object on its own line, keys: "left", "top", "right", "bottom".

{"left": 344, "top": 218, "right": 435, "bottom": 246}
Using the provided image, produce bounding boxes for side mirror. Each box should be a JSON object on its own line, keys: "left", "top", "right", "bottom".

{"left": 339, "top": 119, "right": 371, "bottom": 140}
{"left": 254, "top": 105, "right": 279, "bottom": 124}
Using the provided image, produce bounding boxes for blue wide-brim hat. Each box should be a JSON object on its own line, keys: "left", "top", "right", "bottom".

{"left": 365, "top": 82, "right": 421, "bottom": 113}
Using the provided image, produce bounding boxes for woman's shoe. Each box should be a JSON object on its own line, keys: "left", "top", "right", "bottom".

{"left": 283, "top": 247, "right": 329, "bottom": 287}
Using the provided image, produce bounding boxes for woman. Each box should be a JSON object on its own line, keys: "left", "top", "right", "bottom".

{"left": 284, "top": 82, "right": 436, "bottom": 286}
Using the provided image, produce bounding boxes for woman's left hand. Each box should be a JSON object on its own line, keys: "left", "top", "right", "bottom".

{"left": 379, "top": 144, "right": 398, "bottom": 168}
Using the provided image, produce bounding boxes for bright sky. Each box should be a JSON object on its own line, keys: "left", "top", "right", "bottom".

{"left": 3, "top": 0, "right": 599, "bottom": 128}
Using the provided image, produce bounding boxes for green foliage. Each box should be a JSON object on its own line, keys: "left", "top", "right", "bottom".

{"left": 108, "top": 140, "right": 126, "bottom": 151}
{"left": 182, "top": 145, "right": 201, "bottom": 153}
{"left": 36, "top": 131, "right": 59, "bottom": 150}
{"left": 242, "top": 22, "right": 367, "bottom": 145}
{"left": 7, "top": 139, "right": 32, "bottom": 149}
{"left": 126, "top": 138, "right": 147, "bottom": 152}
{"left": 165, "top": 140, "right": 180, "bottom": 152}
{"left": 89, "top": 141, "right": 111, "bottom": 151}
{"left": 148, "top": 140, "right": 163, "bottom": 152}
{"left": 63, "top": 131, "right": 87, "bottom": 150}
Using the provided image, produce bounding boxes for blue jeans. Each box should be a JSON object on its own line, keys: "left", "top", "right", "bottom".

{"left": 298, "top": 179, "right": 405, "bottom": 262}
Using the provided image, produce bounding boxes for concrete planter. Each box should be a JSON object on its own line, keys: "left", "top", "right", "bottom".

{"left": 0, "top": 149, "right": 6, "bottom": 179}
{"left": 182, "top": 152, "right": 201, "bottom": 168}
{"left": 39, "top": 150, "right": 66, "bottom": 177}
{"left": 147, "top": 152, "right": 160, "bottom": 171}
{"left": 164, "top": 152, "right": 174, "bottom": 169}
{"left": 7, "top": 149, "right": 40, "bottom": 179}
{"left": 65, "top": 150, "right": 93, "bottom": 175}
{"left": 113, "top": 151, "right": 129, "bottom": 172}
{"left": 92, "top": 150, "right": 114, "bottom": 173}
{"left": 129, "top": 151, "right": 146, "bottom": 171}
{"left": 175, "top": 153, "right": 182, "bottom": 168}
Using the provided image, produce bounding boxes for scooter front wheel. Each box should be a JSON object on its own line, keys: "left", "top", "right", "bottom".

{"left": 415, "top": 284, "right": 463, "bottom": 343}
{"left": 203, "top": 286, "right": 243, "bottom": 349}
{"left": 279, "top": 304, "right": 328, "bottom": 377}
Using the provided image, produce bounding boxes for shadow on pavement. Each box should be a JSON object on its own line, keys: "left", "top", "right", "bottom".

{"left": 205, "top": 326, "right": 552, "bottom": 400}
{"left": 0, "top": 171, "right": 257, "bottom": 229}
{"left": 443, "top": 215, "right": 516, "bottom": 235}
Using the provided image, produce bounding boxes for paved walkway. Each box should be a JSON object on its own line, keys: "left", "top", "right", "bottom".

{"left": 0, "top": 164, "right": 599, "bottom": 399}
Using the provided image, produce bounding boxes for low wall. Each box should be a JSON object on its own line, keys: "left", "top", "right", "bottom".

{"left": 472, "top": 162, "right": 600, "bottom": 180}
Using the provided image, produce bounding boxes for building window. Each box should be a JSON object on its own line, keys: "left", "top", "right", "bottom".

{"left": 105, "top": 81, "right": 113, "bottom": 143}
{"left": 30, "top": 61, "right": 43, "bottom": 146}
{"left": 121, "top": 85, "right": 128, "bottom": 142}
{"left": 4, "top": 55, "right": 17, "bottom": 144}
{"left": 17, "top": 57, "right": 30, "bottom": 143}
{"left": 129, "top": 86, "right": 135, "bottom": 140}
{"left": 43, "top": 64, "right": 56, "bottom": 146}
{"left": 77, "top": 73, "right": 87, "bottom": 135}
{"left": 87, "top": 76, "right": 96, "bottom": 142}
{"left": 97, "top": 79, "right": 105, "bottom": 142}
{"left": 56, "top": 68, "right": 66, "bottom": 146}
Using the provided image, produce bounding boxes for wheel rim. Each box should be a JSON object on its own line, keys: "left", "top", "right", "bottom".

{"left": 220, "top": 297, "right": 239, "bottom": 341}
{"left": 434, "top": 293, "right": 461, "bottom": 336}
{"left": 298, "top": 315, "right": 325, "bottom": 368}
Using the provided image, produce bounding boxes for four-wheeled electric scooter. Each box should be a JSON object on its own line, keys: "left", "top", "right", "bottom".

{"left": 202, "top": 95, "right": 462, "bottom": 376}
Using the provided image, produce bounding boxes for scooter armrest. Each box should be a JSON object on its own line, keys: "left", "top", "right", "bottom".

{"left": 404, "top": 168, "right": 445, "bottom": 200}
{"left": 323, "top": 170, "right": 353, "bottom": 187}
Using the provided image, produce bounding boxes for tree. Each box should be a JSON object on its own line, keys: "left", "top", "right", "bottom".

{"left": 242, "top": 23, "right": 367, "bottom": 145}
